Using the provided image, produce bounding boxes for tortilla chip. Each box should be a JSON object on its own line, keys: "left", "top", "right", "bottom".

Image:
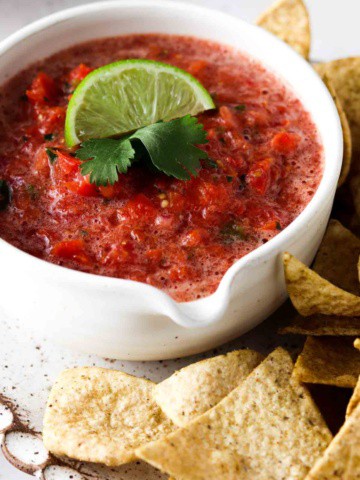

{"left": 281, "top": 221, "right": 360, "bottom": 333}
{"left": 350, "top": 172, "right": 360, "bottom": 221}
{"left": 280, "top": 314, "right": 360, "bottom": 336}
{"left": 349, "top": 210, "right": 360, "bottom": 237}
{"left": 293, "top": 337, "right": 360, "bottom": 388}
{"left": 346, "top": 377, "right": 360, "bottom": 418}
{"left": 154, "top": 350, "right": 263, "bottom": 427}
{"left": 256, "top": 0, "right": 310, "bottom": 59}
{"left": 283, "top": 252, "right": 360, "bottom": 316}
{"left": 319, "top": 76, "right": 352, "bottom": 186}
{"left": 355, "top": 338, "right": 360, "bottom": 350}
{"left": 313, "top": 220, "right": 360, "bottom": 294}
{"left": 315, "top": 58, "right": 360, "bottom": 152}
{"left": 137, "top": 348, "right": 332, "bottom": 480}
{"left": 43, "top": 367, "right": 174, "bottom": 466}
{"left": 332, "top": 182, "right": 360, "bottom": 238}
{"left": 305, "top": 403, "right": 360, "bottom": 479}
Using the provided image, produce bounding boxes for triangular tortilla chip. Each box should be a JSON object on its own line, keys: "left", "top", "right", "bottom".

{"left": 293, "top": 337, "right": 360, "bottom": 388}
{"left": 319, "top": 76, "right": 352, "bottom": 187}
{"left": 305, "top": 403, "right": 360, "bottom": 479}
{"left": 280, "top": 314, "right": 360, "bottom": 336}
{"left": 350, "top": 172, "right": 360, "bottom": 221}
{"left": 256, "top": 0, "right": 310, "bottom": 59}
{"left": 332, "top": 187, "right": 360, "bottom": 239}
{"left": 43, "top": 367, "right": 174, "bottom": 466}
{"left": 154, "top": 350, "right": 263, "bottom": 427}
{"left": 281, "top": 221, "right": 360, "bottom": 332}
{"left": 137, "top": 348, "right": 332, "bottom": 480}
{"left": 313, "top": 220, "right": 360, "bottom": 294}
{"left": 283, "top": 252, "right": 360, "bottom": 316}
{"left": 315, "top": 58, "right": 360, "bottom": 152}
{"left": 347, "top": 377, "right": 360, "bottom": 418}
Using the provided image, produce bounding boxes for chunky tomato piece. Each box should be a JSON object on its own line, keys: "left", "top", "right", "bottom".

{"left": 219, "top": 106, "right": 240, "bottom": 131}
{"left": 65, "top": 174, "right": 99, "bottom": 197}
{"left": 181, "top": 228, "right": 209, "bottom": 247}
{"left": 247, "top": 159, "right": 271, "bottom": 195}
{"left": 244, "top": 200, "right": 279, "bottom": 229}
{"left": 35, "top": 106, "right": 66, "bottom": 135}
{"left": 34, "top": 146, "right": 51, "bottom": 177}
{"left": 262, "top": 220, "right": 282, "bottom": 231}
{"left": 98, "top": 184, "right": 116, "bottom": 199}
{"left": 124, "top": 194, "right": 157, "bottom": 223}
{"left": 247, "top": 158, "right": 281, "bottom": 196}
{"left": 56, "top": 151, "right": 81, "bottom": 175}
{"left": 51, "top": 239, "right": 90, "bottom": 264}
{"left": 146, "top": 248, "right": 163, "bottom": 265}
{"left": 271, "top": 132, "right": 300, "bottom": 154}
{"left": 104, "top": 241, "right": 135, "bottom": 265}
{"left": 76, "top": 180, "right": 99, "bottom": 197}
{"left": 245, "top": 109, "right": 270, "bottom": 128}
{"left": 26, "top": 73, "right": 59, "bottom": 106}
{"left": 197, "top": 181, "right": 230, "bottom": 209}
{"left": 169, "top": 265, "right": 192, "bottom": 282}
{"left": 168, "top": 191, "right": 186, "bottom": 213}
{"left": 68, "top": 64, "right": 93, "bottom": 87}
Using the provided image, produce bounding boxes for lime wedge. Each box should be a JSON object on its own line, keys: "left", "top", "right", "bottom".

{"left": 65, "top": 59, "right": 215, "bottom": 146}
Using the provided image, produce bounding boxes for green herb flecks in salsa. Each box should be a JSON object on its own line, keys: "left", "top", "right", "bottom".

{"left": 46, "top": 148, "right": 58, "bottom": 164}
{"left": 205, "top": 158, "right": 218, "bottom": 169}
{"left": 26, "top": 184, "right": 39, "bottom": 200}
{"left": 220, "top": 221, "right": 246, "bottom": 243}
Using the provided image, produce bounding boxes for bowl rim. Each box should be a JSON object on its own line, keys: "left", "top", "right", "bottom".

{"left": 0, "top": 0, "right": 343, "bottom": 315}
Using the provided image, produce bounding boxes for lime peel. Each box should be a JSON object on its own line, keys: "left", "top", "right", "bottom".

{"left": 65, "top": 59, "right": 215, "bottom": 147}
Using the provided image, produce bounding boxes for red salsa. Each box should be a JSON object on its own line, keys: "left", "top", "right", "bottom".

{"left": 0, "top": 34, "right": 323, "bottom": 302}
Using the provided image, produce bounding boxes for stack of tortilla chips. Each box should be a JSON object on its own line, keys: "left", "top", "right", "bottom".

{"left": 43, "top": 348, "right": 334, "bottom": 479}
{"left": 281, "top": 220, "right": 360, "bottom": 477}
{"left": 260, "top": 3, "right": 360, "bottom": 475}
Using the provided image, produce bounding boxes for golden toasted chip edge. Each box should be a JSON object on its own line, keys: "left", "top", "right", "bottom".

{"left": 257, "top": 0, "right": 311, "bottom": 59}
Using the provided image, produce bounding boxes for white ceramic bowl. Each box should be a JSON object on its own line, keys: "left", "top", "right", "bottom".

{"left": 0, "top": 0, "right": 342, "bottom": 360}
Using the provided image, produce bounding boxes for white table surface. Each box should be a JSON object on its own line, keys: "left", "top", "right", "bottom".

{"left": 0, "top": 0, "right": 359, "bottom": 478}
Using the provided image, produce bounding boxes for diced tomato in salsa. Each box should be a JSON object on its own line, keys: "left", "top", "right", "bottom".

{"left": 56, "top": 151, "right": 81, "bottom": 175}
{"left": 26, "top": 73, "right": 60, "bottom": 105}
{"left": 51, "top": 239, "right": 90, "bottom": 264}
{"left": 271, "top": 132, "right": 300, "bottom": 154}
{"left": 68, "top": 63, "right": 93, "bottom": 87}
{"left": 0, "top": 34, "right": 322, "bottom": 302}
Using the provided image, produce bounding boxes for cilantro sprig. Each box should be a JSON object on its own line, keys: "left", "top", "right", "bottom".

{"left": 75, "top": 115, "right": 208, "bottom": 186}
{"left": 76, "top": 138, "right": 135, "bottom": 185}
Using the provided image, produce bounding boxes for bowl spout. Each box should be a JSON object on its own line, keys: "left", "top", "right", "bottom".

{"left": 164, "top": 294, "right": 228, "bottom": 329}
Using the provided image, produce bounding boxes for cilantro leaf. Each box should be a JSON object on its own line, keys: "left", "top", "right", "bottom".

{"left": 76, "top": 138, "right": 135, "bottom": 186}
{"left": 75, "top": 115, "right": 208, "bottom": 185}
{"left": 130, "top": 115, "right": 208, "bottom": 180}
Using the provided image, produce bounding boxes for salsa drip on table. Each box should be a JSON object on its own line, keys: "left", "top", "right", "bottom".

{"left": 0, "top": 34, "right": 323, "bottom": 301}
